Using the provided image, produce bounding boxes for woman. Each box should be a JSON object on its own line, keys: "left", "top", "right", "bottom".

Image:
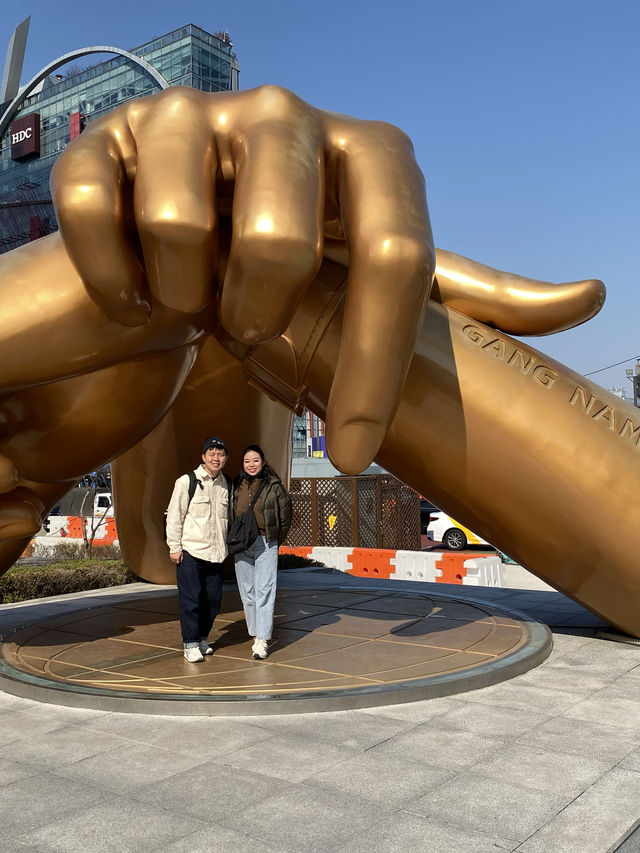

{"left": 232, "top": 445, "right": 293, "bottom": 659}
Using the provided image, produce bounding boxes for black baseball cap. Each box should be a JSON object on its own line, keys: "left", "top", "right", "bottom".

{"left": 202, "top": 437, "right": 228, "bottom": 454}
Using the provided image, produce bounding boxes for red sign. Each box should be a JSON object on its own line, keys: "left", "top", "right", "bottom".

{"left": 69, "top": 111, "right": 83, "bottom": 141}
{"left": 10, "top": 113, "right": 40, "bottom": 161}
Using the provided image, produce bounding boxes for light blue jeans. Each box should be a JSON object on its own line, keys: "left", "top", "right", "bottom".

{"left": 234, "top": 535, "right": 278, "bottom": 640}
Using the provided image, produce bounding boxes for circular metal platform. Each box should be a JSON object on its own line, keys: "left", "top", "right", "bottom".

{"left": 0, "top": 584, "right": 551, "bottom": 715}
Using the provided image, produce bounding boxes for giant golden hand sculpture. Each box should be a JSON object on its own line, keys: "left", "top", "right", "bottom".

{"left": 1, "top": 87, "right": 634, "bottom": 636}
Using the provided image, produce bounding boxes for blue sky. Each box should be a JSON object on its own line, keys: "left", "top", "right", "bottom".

{"left": 4, "top": 0, "right": 639, "bottom": 391}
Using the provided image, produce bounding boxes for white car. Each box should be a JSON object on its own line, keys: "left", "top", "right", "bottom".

{"left": 427, "top": 510, "right": 492, "bottom": 551}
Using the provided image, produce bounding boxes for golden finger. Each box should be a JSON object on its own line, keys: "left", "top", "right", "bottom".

{"left": 219, "top": 86, "right": 324, "bottom": 342}
{"left": 130, "top": 88, "right": 218, "bottom": 314}
{"left": 0, "top": 489, "right": 44, "bottom": 541}
{"left": 324, "top": 242, "right": 606, "bottom": 335}
{"left": 432, "top": 250, "right": 606, "bottom": 335}
{"left": 324, "top": 118, "right": 435, "bottom": 473}
{"left": 0, "top": 456, "right": 18, "bottom": 493}
{"left": 50, "top": 112, "right": 149, "bottom": 326}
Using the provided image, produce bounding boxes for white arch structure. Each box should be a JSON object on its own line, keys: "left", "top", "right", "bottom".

{"left": 0, "top": 45, "right": 170, "bottom": 141}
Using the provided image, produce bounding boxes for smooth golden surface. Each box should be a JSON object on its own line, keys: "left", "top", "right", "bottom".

{"left": 0, "top": 86, "right": 632, "bottom": 634}
{"left": 50, "top": 86, "right": 436, "bottom": 474}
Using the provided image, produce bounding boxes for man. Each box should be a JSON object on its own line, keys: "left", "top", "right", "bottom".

{"left": 166, "top": 436, "right": 231, "bottom": 662}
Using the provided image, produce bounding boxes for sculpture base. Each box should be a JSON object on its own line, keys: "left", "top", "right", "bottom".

{"left": 0, "top": 583, "right": 551, "bottom": 715}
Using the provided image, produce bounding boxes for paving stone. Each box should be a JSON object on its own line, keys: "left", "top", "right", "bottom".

{"left": 406, "top": 773, "right": 571, "bottom": 842}
{"left": 334, "top": 811, "right": 518, "bottom": 852}
{"left": 433, "top": 702, "right": 551, "bottom": 738}
{"left": 53, "top": 741, "right": 210, "bottom": 792}
{"left": 304, "top": 751, "right": 454, "bottom": 807}
{"left": 358, "top": 696, "right": 463, "bottom": 723}
{"left": 556, "top": 612, "right": 609, "bottom": 628}
{"left": 133, "top": 761, "right": 290, "bottom": 821}
{"left": 160, "top": 825, "right": 281, "bottom": 853}
{"left": 619, "top": 746, "right": 640, "bottom": 772}
{"left": 1, "top": 770, "right": 114, "bottom": 836}
{"left": 516, "top": 715, "right": 640, "bottom": 764}
{"left": 16, "top": 796, "right": 207, "bottom": 853}
{"left": 0, "top": 709, "right": 69, "bottom": 745}
{"left": 512, "top": 658, "right": 619, "bottom": 694}
{"left": 221, "top": 783, "right": 389, "bottom": 853}
{"left": 469, "top": 741, "right": 612, "bottom": 796}
{"left": 0, "top": 756, "right": 41, "bottom": 786}
{"left": 558, "top": 642, "right": 640, "bottom": 673}
{"left": 16, "top": 703, "right": 108, "bottom": 726}
{"left": 216, "top": 732, "right": 357, "bottom": 782}
{"left": 0, "top": 837, "right": 42, "bottom": 853}
{"left": 0, "top": 692, "right": 31, "bottom": 711}
{"left": 368, "top": 723, "right": 508, "bottom": 770}
{"left": 546, "top": 631, "right": 597, "bottom": 658}
{"left": 460, "top": 681, "right": 586, "bottom": 714}
{"left": 601, "top": 672, "right": 640, "bottom": 699}
{"left": 517, "top": 767, "right": 640, "bottom": 853}
{"left": 251, "top": 708, "right": 414, "bottom": 749}
{"left": 561, "top": 692, "right": 640, "bottom": 733}
{"left": 0, "top": 724, "right": 130, "bottom": 770}
{"left": 80, "top": 712, "right": 271, "bottom": 757}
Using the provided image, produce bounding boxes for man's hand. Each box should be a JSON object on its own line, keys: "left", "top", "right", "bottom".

{"left": 51, "top": 85, "right": 435, "bottom": 474}
{"left": 169, "top": 550, "right": 183, "bottom": 564}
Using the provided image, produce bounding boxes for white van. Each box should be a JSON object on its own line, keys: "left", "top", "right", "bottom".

{"left": 93, "top": 492, "right": 114, "bottom": 518}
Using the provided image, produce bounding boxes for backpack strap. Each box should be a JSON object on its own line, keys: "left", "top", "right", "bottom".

{"left": 223, "top": 472, "right": 233, "bottom": 503}
{"left": 186, "top": 470, "right": 203, "bottom": 504}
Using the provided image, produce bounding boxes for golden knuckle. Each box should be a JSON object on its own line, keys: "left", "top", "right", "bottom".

{"left": 369, "top": 120, "right": 413, "bottom": 151}
{"left": 235, "top": 232, "right": 318, "bottom": 282}
{"left": 148, "top": 88, "right": 208, "bottom": 127}
{"left": 141, "top": 213, "right": 213, "bottom": 248}
{"left": 253, "top": 84, "right": 304, "bottom": 121}
{"left": 369, "top": 234, "right": 434, "bottom": 278}
{"left": 55, "top": 184, "right": 111, "bottom": 224}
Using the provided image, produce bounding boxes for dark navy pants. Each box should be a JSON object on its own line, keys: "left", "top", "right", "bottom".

{"left": 176, "top": 550, "right": 224, "bottom": 645}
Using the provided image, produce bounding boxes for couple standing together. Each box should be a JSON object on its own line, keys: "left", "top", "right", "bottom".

{"left": 165, "top": 437, "right": 293, "bottom": 663}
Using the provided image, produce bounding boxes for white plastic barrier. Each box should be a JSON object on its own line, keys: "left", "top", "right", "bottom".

{"left": 462, "top": 554, "right": 505, "bottom": 587}
{"left": 389, "top": 550, "right": 442, "bottom": 582}
{"left": 308, "top": 547, "right": 354, "bottom": 574}
{"left": 45, "top": 515, "right": 71, "bottom": 536}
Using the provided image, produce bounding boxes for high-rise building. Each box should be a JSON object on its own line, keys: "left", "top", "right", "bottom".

{"left": 0, "top": 22, "right": 239, "bottom": 252}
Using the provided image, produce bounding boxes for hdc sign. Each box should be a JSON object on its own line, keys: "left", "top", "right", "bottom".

{"left": 12, "top": 128, "right": 33, "bottom": 143}
{"left": 10, "top": 113, "right": 40, "bottom": 161}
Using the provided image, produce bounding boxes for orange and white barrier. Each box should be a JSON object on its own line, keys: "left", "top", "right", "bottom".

{"left": 280, "top": 546, "right": 504, "bottom": 587}
{"left": 32, "top": 515, "right": 119, "bottom": 555}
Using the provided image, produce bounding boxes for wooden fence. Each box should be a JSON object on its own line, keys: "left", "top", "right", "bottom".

{"left": 284, "top": 474, "right": 420, "bottom": 550}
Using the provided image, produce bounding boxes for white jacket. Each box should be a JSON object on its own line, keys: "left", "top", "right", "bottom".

{"left": 166, "top": 465, "right": 230, "bottom": 563}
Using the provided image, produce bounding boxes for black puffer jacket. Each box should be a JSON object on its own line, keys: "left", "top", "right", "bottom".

{"left": 232, "top": 468, "right": 293, "bottom": 545}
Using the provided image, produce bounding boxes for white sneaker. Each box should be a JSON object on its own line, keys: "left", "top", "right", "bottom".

{"left": 252, "top": 639, "right": 269, "bottom": 660}
{"left": 184, "top": 647, "right": 204, "bottom": 663}
{"left": 199, "top": 640, "right": 213, "bottom": 656}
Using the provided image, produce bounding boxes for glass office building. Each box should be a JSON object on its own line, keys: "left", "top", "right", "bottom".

{"left": 0, "top": 24, "right": 239, "bottom": 251}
